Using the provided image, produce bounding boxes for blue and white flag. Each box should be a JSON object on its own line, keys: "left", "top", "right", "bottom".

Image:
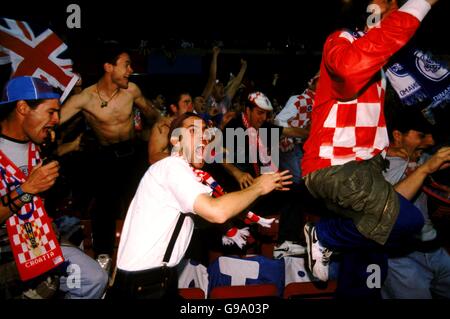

{"left": 386, "top": 47, "right": 450, "bottom": 123}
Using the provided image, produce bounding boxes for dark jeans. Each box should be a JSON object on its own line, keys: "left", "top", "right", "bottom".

{"left": 316, "top": 193, "right": 424, "bottom": 299}
{"left": 316, "top": 193, "right": 424, "bottom": 251}
{"left": 90, "top": 140, "right": 147, "bottom": 256}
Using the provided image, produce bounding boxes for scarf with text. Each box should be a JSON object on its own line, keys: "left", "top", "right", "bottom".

{"left": 386, "top": 47, "right": 450, "bottom": 124}
{"left": 0, "top": 143, "right": 64, "bottom": 281}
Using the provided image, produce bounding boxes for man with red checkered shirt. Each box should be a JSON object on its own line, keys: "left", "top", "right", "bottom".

{"left": 301, "top": 0, "right": 441, "bottom": 283}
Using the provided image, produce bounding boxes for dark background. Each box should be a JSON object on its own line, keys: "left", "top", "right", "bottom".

{"left": 2, "top": 0, "right": 449, "bottom": 103}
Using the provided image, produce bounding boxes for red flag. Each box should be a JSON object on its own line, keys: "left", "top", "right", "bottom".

{"left": 0, "top": 18, "right": 78, "bottom": 102}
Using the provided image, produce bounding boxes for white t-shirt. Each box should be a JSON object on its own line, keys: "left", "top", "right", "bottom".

{"left": 0, "top": 136, "right": 29, "bottom": 255}
{"left": 275, "top": 95, "right": 301, "bottom": 128}
{"left": 116, "top": 156, "right": 212, "bottom": 271}
{"left": 0, "top": 136, "right": 29, "bottom": 176}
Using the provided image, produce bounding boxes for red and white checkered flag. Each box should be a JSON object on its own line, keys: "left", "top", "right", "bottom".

{"left": 7, "top": 202, "right": 64, "bottom": 281}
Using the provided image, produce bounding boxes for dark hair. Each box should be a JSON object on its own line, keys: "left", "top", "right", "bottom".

{"left": 24, "top": 99, "right": 47, "bottom": 110}
{"left": 167, "top": 112, "right": 204, "bottom": 151}
{"left": 245, "top": 100, "right": 257, "bottom": 111}
{"left": 0, "top": 102, "right": 16, "bottom": 121}
{"left": 388, "top": 107, "right": 434, "bottom": 138}
{"left": 97, "top": 41, "right": 129, "bottom": 71}
{"left": 0, "top": 99, "right": 47, "bottom": 121}
{"left": 167, "top": 91, "right": 191, "bottom": 116}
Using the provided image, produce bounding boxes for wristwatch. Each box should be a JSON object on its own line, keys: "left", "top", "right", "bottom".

{"left": 15, "top": 186, "right": 33, "bottom": 204}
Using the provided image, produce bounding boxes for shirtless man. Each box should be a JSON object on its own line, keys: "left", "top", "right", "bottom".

{"left": 61, "top": 47, "right": 159, "bottom": 145}
{"left": 60, "top": 43, "right": 160, "bottom": 262}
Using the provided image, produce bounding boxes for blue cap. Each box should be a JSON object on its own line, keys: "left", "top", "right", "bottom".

{"left": 0, "top": 76, "right": 60, "bottom": 105}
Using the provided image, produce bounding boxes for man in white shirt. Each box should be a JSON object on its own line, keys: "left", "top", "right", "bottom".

{"left": 109, "top": 112, "right": 292, "bottom": 299}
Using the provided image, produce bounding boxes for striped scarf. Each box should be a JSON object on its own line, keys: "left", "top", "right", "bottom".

{"left": 386, "top": 47, "right": 450, "bottom": 124}
{"left": 0, "top": 143, "right": 64, "bottom": 281}
{"left": 191, "top": 166, "right": 267, "bottom": 229}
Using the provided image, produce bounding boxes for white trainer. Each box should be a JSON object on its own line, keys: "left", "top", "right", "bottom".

{"left": 273, "top": 240, "right": 306, "bottom": 259}
{"left": 304, "top": 223, "right": 332, "bottom": 281}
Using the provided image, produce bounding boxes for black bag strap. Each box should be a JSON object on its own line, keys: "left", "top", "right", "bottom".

{"left": 162, "top": 213, "right": 189, "bottom": 264}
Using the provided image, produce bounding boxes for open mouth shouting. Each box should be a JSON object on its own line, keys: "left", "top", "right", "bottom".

{"left": 194, "top": 144, "right": 206, "bottom": 162}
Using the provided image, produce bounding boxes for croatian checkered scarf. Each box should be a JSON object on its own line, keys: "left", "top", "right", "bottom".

{"left": 0, "top": 143, "right": 64, "bottom": 281}
{"left": 191, "top": 167, "right": 267, "bottom": 233}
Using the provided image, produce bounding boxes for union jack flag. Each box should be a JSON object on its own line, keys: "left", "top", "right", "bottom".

{"left": 0, "top": 18, "right": 78, "bottom": 102}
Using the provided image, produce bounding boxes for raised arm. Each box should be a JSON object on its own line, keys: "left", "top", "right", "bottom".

{"left": 60, "top": 89, "right": 90, "bottom": 124}
{"left": 225, "top": 59, "right": 247, "bottom": 100}
{"left": 325, "top": 0, "right": 432, "bottom": 100}
{"left": 282, "top": 126, "right": 310, "bottom": 139}
{"left": 394, "top": 146, "right": 450, "bottom": 200}
{"left": 202, "top": 46, "right": 220, "bottom": 99}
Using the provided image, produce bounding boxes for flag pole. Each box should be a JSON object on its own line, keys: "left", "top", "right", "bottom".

{"left": 59, "top": 74, "right": 79, "bottom": 103}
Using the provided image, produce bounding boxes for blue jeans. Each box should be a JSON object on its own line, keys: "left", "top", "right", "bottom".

{"left": 316, "top": 193, "right": 424, "bottom": 251}
{"left": 382, "top": 248, "right": 450, "bottom": 299}
{"left": 59, "top": 246, "right": 108, "bottom": 299}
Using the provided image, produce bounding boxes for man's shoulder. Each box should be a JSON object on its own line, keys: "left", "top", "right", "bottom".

{"left": 159, "top": 155, "right": 186, "bottom": 166}
{"left": 154, "top": 156, "right": 191, "bottom": 175}
{"left": 284, "top": 95, "right": 302, "bottom": 107}
{"left": 326, "top": 29, "right": 361, "bottom": 44}
{"left": 125, "top": 82, "right": 141, "bottom": 96}
{"left": 64, "top": 85, "right": 95, "bottom": 108}
{"left": 154, "top": 116, "right": 172, "bottom": 131}
{"left": 80, "top": 83, "right": 97, "bottom": 96}
{"left": 159, "top": 115, "right": 173, "bottom": 125}
{"left": 385, "top": 156, "right": 409, "bottom": 175}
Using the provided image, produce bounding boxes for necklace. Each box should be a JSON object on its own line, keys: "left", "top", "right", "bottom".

{"left": 97, "top": 83, "right": 120, "bottom": 108}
